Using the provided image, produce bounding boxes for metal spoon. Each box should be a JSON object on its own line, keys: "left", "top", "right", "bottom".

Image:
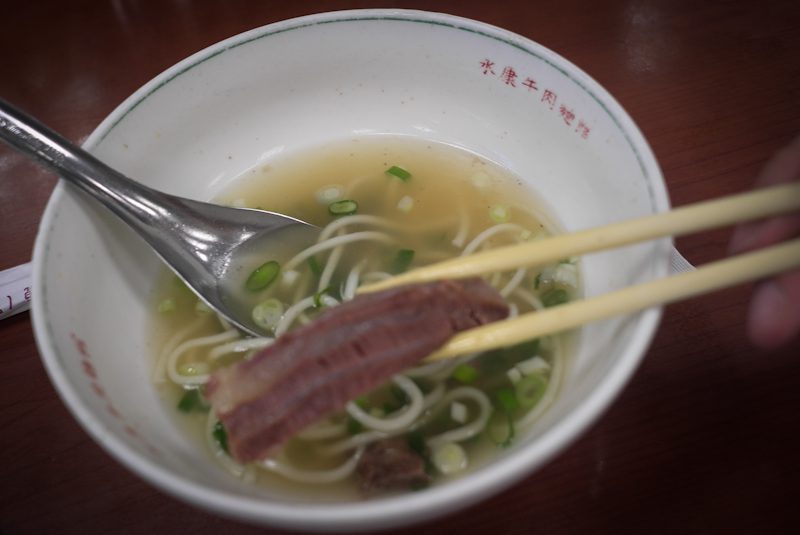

{"left": 0, "top": 98, "right": 317, "bottom": 336}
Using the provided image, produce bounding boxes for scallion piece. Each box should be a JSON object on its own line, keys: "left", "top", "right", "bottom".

{"left": 450, "top": 401, "right": 468, "bottom": 423}
{"left": 177, "top": 389, "right": 205, "bottom": 413}
{"left": 313, "top": 287, "right": 332, "bottom": 309}
{"left": 515, "top": 374, "right": 547, "bottom": 409}
{"left": 307, "top": 256, "right": 322, "bottom": 277}
{"left": 346, "top": 416, "right": 363, "bottom": 435}
{"left": 396, "top": 195, "right": 414, "bottom": 212}
{"left": 194, "top": 299, "right": 212, "bottom": 316}
{"left": 391, "top": 249, "right": 415, "bottom": 274}
{"left": 386, "top": 165, "right": 412, "bottom": 181}
{"left": 479, "top": 338, "right": 540, "bottom": 375}
{"left": 315, "top": 184, "right": 344, "bottom": 204}
{"left": 489, "top": 205, "right": 510, "bottom": 223}
{"left": 431, "top": 443, "right": 467, "bottom": 475}
{"left": 452, "top": 364, "right": 479, "bottom": 384}
{"left": 328, "top": 199, "right": 358, "bottom": 216}
{"left": 245, "top": 260, "right": 280, "bottom": 292}
{"left": 252, "top": 298, "right": 284, "bottom": 331}
{"left": 408, "top": 431, "right": 435, "bottom": 477}
{"left": 212, "top": 421, "right": 229, "bottom": 453}
{"left": 157, "top": 298, "right": 176, "bottom": 313}
{"left": 487, "top": 410, "right": 515, "bottom": 447}
{"left": 407, "top": 431, "right": 427, "bottom": 458}
{"left": 541, "top": 288, "right": 569, "bottom": 308}
{"left": 172, "top": 275, "right": 191, "bottom": 293}
{"left": 516, "top": 356, "right": 550, "bottom": 376}
{"left": 495, "top": 387, "right": 519, "bottom": 412}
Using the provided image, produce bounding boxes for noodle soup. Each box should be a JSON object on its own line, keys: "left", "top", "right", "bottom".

{"left": 151, "top": 137, "right": 580, "bottom": 498}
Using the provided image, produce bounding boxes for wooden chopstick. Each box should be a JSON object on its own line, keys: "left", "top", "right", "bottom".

{"left": 426, "top": 237, "right": 800, "bottom": 360}
{"left": 353, "top": 182, "right": 800, "bottom": 360}
{"left": 359, "top": 182, "right": 800, "bottom": 294}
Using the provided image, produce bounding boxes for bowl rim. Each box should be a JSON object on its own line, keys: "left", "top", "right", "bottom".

{"left": 31, "top": 8, "right": 668, "bottom": 531}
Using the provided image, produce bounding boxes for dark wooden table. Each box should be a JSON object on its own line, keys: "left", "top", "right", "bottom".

{"left": 2, "top": 1, "right": 799, "bottom": 533}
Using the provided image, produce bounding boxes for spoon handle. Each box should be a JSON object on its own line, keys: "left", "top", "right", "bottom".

{"left": 0, "top": 98, "right": 173, "bottom": 234}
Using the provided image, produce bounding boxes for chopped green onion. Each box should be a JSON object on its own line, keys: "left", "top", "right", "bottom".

{"left": 507, "top": 367, "right": 523, "bottom": 384}
{"left": 553, "top": 263, "right": 579, "bottom": 288}
{"left": 212, "top": 421, "right": 229, "bottom": 453}
{"left": 307, "top": 256, "right": 322, "bottom": 277}
{"left": 487, "top": 410, "right": 515, "bottom": 447}
{"left": 408, "top": 431, "right": 435, "bottom": 476}
{"left": 391, "top": 249, "right": 415, "bottom": 274}
{"left": 452, "top": 364, "right": 479, "bottom": 384}
{"left": 515, "top": 374, "right": 548, "bottom": 410}
{"left": 396, "top": 195, "right": 415, "bottom": 212}
{"left": 386, "top": 165, "right": 412, "bottom": 181}
{"left": 542, "top": 288, "right": 570, "bottom": 308}
{"left": 450, "top": 401, "right": 468, "bottom": 423}
{"left": 313, "top": 287, "right": 332, "bottom": 309}
{"left": 534, "top": 273, "right": 542, "bottom": 290}
{"left": 172, "top": 276, "right": 193, "bottom": 294}
{"left": 328, "top": 199, "right": 358, "bottom": 216}
{"left": 489, "top": 205, "right": 510, "bottom": 223}
{"left": 252, "top": 298, "right": 284, "bottom": 331}
{"left": 469, "top": 171, "right": 490, "bottom": 189}
{"left": 481, "top": 339, "right": 540, "bottom": 375}
{"left": 346, "top": 416, "right": 363, "bottom": 435}
{"left": 536, "top": 266, "right": 555, "bottom": 289}
{"left": 431, "top": 443, "right": 467, "bottom": 475}
{"left": 407, "top": 431, "right": 427, "bottom": 458}
{"left": 517, "top": 356, "right": 550, "bottom": 376}
{"left": 157, "top": 298, "right": 176, "bottom": 313}
{"left": 245, "top": 260, "right": 280, "bottom": 292}
{"left": 194, "top": 299, "right": 212, "bottom": 316}
{"left": 315, "top": 184, "right": 344, "bottom": 204}
{"left": 177, "top": 389, "right": 206, "bottom": 413}
{"left": 281, "top": 270, "right": 300, "bottom": 286}
{"left": 495, "top": 387, "right": 519, "bottom": 412}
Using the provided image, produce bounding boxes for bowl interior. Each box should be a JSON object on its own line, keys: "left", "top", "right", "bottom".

{"left": 33, "top": 10, "right": 669, "bottom": 531}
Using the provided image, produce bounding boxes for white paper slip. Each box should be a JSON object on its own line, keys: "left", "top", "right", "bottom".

{"left": 0, "top": 262, "right": 32, "bottom": 320}
{"left": 670, "top": 247, "right": 695, "bottom": 274}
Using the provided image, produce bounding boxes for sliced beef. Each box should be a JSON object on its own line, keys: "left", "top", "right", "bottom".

{"left": 206, "top": 278, "right": 508, "bottom": 463}
{"left": 355, "top": 438, "right": 430, "bottom": 494}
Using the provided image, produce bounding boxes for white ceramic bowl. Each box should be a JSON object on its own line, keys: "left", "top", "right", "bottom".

{"left": 32, "top": 9, "right": 669, "bottom": 532}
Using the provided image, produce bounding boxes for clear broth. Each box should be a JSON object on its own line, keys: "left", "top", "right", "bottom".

{"left": 151, "top": 136, "right": 576, "bottom": 500}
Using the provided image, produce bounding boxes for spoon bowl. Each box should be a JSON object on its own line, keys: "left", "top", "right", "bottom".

{"left": 0, "top": 98, "right": 317, "bottom": 336}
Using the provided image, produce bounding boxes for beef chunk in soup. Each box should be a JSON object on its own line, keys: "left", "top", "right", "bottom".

{"left": 205, "top": 278, "right": 509, "bottom": 463}
{"left": 355, "top": 438, "right": 431, "bottom": 493}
